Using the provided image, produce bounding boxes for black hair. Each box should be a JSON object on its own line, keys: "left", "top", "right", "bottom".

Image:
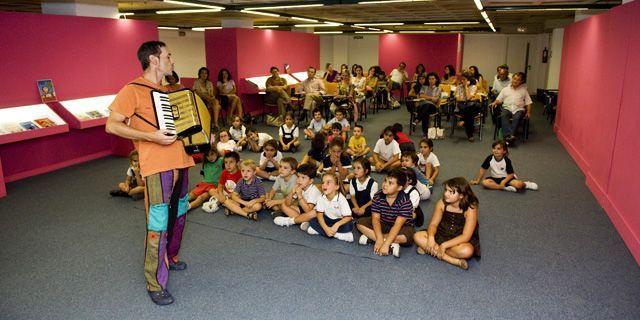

{"left": 218, "top": 68, "right": 232, "bottom": 82}
{"left": 335, "top": 107, "right": 346, "bottom": 115}
{"left": 296, "top": 163, "right": 317, "bottom": 179}
{"left": 198, "top": 67, "right": 210, "bottom": 80}
{"left": 400, "top": 167, "right": 417, "bottom": 187}
{"left": 497, "top": 64, "right": 509, "bottom": 72}
{"left": 248, "top": 127, "right": 258, "bottom": 134}
{"left": 165, "top": 71, "right": 180, "bottom": 83}
{"left": 328, "top": 137, "right": 344, "bottom": 150}
{"left": 312, "top": 108, "right": 322, "bottom": 115}
{"left": 413, "top": 75, "right": 427, "bottom": 94}
{"left": 284, "top": 111, "right": 295, "bottom": 120}
{"left": 263, "top": 139, "right": 278, "bottom": 150}
{"left": 444, "top": 64, "right": 455, "bottom": 80}
{"left": 325, "top": 62, "right": 332, "bottom": 69}
{"left": 387, "top": 168, "right": 407, "bottom": 188}
{"left": 391, "top": 123, "right": 403, "bottom": 133}
{"left": 308, "top": 66, "right": 316, "bottom": 72}
{"left": 462, "top": 72, "right": 477, "bottom": 85}
{"left": 204, "top": 148, "right": 220, "bottom": 164}
{"left": 399, "top": 61, "right": 406, "bottom": 67}
{"left": 401, "top": 151, "right": 419, "bottom": 165}
{"left": 492, "top": 139, "right": 508, "bottom": 154}
{"left": 442, "top": 177, "right": 479, "bottom": 211}
{"left": 311, "top": 132, "right": 326, "bottom": 151}
{"left": 469, "top": 66, "right": 482, "bottom": 81}
{"left": 331, "top": 122, "right": 342, "bottom": 131}
{"left": 281, "top": 156, "right": 298, "bottom": 170}
{"left": 137, "top": 41, "right": 166, "bottom": 71}
{"left": 420, "top": 138, "right": 434, "bottom": 149}
{"left": 270, "top": 66, "right": 279, "bottom": 72}
{"left": 353, "top": 156, "right": 371, "bottom": 176}
{"left": 380, "top": 125, "right": 395, "bottom": 139}
{"left": 513, "top": 72, "right": 526, "bottom": 83}
{"left": 415, "top": 63, "right": 425, "bottom": 75}
{"left": 224, "top": 151, "right": 240, "bottom": 162}
{"left": 354, "top": 124, "right": 364, "bottom": 131}
{"left": 426, "top": 72, "right": 440, "bottom": 87}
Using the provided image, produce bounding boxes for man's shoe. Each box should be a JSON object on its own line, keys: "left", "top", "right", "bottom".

{"left": 109, "top": 190, "right": 129, "bottom": 197}
{"left": 169, "top": 260, "right": 187, "bottom": 271}
{"left": 148, "top": 289, "right": 174, "bottom": 305}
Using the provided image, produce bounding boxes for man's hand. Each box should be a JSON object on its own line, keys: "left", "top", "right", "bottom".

{"left": 149, "top": 130, "right": 177, "bottom": 145}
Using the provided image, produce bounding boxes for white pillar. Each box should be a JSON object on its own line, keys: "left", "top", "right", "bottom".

{"left": 546, "top": 28, "right": 564, "bottom": 89}
{"left": 221, "top": 17, "right": 253, "bottom": 29}
{"left": 42, "top": 0, "right": 119, "bottom": 19}
{"left": 574, "top": 10, "right": 592, "bottom": 22}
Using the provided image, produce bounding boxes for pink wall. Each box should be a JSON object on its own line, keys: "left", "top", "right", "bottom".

{"left": 555, "top": 0, "right": 640, "bottom": 265}
{"left": 378, "top": 33, "right": 462, "bottom": 77}
{"left": 0, "top": 12, "right": 158, "bottom": 193}
{"left": 204, "top": 28, "right": 319, "bottom": 115}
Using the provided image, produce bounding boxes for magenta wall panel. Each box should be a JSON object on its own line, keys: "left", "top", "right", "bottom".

{"left": 0, "top": 12, "right": 157, "bottom": 192}
{"left": 204, "top": 28, "right": 319, "bottom": 115}
{"left": 556, "top": 0, "right": 640, "bottom": 264}
{"left": 378, "top": 34, "right": 461, "bottom": 77}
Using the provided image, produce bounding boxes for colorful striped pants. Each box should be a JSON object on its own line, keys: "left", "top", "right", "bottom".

{"left": 143, "top": 168, "right": 189, "bottom": 292}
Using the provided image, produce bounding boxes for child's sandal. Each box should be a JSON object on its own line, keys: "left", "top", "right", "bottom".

{"left": 224, "top": 208, "right": 231, "bottom": 217}
{"left": 247, "top": 212, "right": 258, "bottom": 221}
{"left": 457, "top": 259, "right": 469, "bottom": 270}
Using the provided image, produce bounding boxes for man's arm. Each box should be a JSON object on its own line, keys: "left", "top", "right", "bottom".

{"left": 106, "top": 111, "right": 176, "bottom": 145}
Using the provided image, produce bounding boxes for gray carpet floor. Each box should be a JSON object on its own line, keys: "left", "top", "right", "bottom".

{"left": 1, "top": 102, "right": 639, "bottom": 319}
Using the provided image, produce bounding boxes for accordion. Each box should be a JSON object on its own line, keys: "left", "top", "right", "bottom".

{"left": 148, "top": 88, "right": 211, "bottom": 154}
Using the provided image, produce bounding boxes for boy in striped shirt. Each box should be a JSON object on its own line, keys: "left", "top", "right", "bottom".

{"left": 221, "top": 159, "right": 265, "bottom": 221}
{"left": 356, "top": 169, "right": 415, "bottom": 257}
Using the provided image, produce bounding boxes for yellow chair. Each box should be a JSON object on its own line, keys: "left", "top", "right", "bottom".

{"left": 324, "top": 81, "right": 339, "bottom": 96}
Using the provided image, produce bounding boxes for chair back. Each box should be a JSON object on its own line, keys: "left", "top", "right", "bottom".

{"left": 324, "top": 81, "right": 339, "bottom": 95}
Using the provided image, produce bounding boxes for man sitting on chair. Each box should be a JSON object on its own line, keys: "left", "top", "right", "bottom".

{"left": 299, "top": 66, "right": 325, "bottom": 112}
{"left": 491, "top": 64, "right": 511, "bottom": 99}
{"left": 490, "top": 72, "right": 532, "bottom": 144}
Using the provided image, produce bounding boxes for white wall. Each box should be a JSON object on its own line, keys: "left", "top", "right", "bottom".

{"left": 320, "top": 35, "right": 379, "bottom": 71}
{"left": 546, "top": 28, "right": 564, "bottom": 89}
{"left": 159, "top": 30, "right": 206, "bottom": 79}
{"left": 462, "top": 33, "right": 550, "bottom": 94}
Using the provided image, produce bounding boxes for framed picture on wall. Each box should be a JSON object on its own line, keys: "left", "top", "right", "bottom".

{"left": 37, "top": 79, "right": 57, "bottom": 103}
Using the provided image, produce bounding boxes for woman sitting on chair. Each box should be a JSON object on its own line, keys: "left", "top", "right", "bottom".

{"left": 409, "top": 73, "right": 441, "bottom": 138}
{"left": 217, "top": 68, "right": 244, "bottom": 123}
{"left": 454, "top": 72, "right": 482, "bottom": 142}
{"left": 193, "top": 67, "right": 222, "bottom": 130}
{"left": 332, "top": 70, "right": 354, "bottom": 115}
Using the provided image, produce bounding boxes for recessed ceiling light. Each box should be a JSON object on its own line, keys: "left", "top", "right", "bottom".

{"left": 359, "top": 0, "right": 431, "bottom": 4}
{"left": 158, "top": 26, "right": 179, "bottom": 30}
{"left": 156, "top": 8, "right": 222, "bottom": 14}
{"left": 163, "top": 0, "right": 224, "bottom": 10}
{"left": 473, "top": 0, "right": 483, "bottom": 11}
{"left": 423, "top": 21, "right": 480, "bottom": 25}
{"left": 240, "top": 10, "right": 280, "bottom": 17}
{"left": 245, "top": 4, "right": 324, "bottom": 10}
{"left": 254, "top": 25, "right": 279, "bottom": 29}
{"left": 192, "top": 27, "right": 222, "bottom": 31}
{"left": 496, "top": 7, "right": 589, "bottom": 12}
{"left": 353, "top": 23, "right": 404, "bottom": 26}
{"left": 399, "top": 30, "right": 435, "bottom": 33}
{"left": 314, "top": 31, "right": 344, "bottom": 34}
{"left": 290, "top": 17, "right": 319, "bottom": 23}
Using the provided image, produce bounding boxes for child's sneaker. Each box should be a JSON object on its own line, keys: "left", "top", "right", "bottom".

{"left": 524, "top": 181, "right": 538, "bottom": 191}
{"left": 300, "top": 221, "right": 310, "bottom": 231}
{"left": 268, "top": 175, "right": 277, "bottom": 181}
{"left": 358, "top": 234, "right": 369, "bottom": 245}
{"left": 273, "top": 216, "right": 294, "bottom": 227}
{"left": 335, "top": 232, "right": 354, "bottom": 242}
{"left": 390, "top": 243, "right": 400, "bottom": 258}
{"left": 237, "top": 146, "right": 243, "bottom": 152}
{"left": 504, "top": 186, "right": 517, "bottom": 192}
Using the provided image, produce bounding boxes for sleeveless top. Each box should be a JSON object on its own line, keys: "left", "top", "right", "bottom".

{"left": 435, "top": 205, "right": 481, "bottom": 257}
{"left": 351, "top": 177, "right": 375, "bottom": 217}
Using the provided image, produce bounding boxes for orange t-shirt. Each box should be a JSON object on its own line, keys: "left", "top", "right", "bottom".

{"left": 109, "top": 76, "right": 195, "bottom": 177}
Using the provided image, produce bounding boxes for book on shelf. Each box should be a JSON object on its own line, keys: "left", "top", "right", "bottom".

{"left": 34, "top": 118, "right": 56, "bottom": 128}
{"left": 85, "top": 110, "right": 105, "bottom": 119}
{"left": 0, "top": 123, "right": 25, "bottom": 134}
{"left": 37, "top": 79, "right": 58, "bottom": 103}
{"left": 19, "top": 121, "right": 39, "bottom": 131}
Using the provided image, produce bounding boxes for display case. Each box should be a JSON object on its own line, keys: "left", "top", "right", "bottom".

{"left": 0, "top": 104, "right": 69, "bottom": 145}
{"left": 51, "top": 94, "right": 116, "bottom": 129}
{"left": 244, "top": 72, "right": 306, "bottom": 93}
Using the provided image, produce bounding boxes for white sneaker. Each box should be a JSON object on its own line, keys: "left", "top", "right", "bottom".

{"left": 237, "top": 146, "right": 243, "bottom": 152}
{"left": 358, "top": 234, "right": 369, "bottom": 245}
{"left": 273, "top": 216, "right": 294, "bottom": 227}
{"left": 335, "top": 232, "right": 354, "bottom": 242}
{"left": 307, "top": 226, "right": 319, "bottom": 235}
{"left": 300, "top": 222, "right": 310, "bottom": 231}
{"left": 390, "top": 243, "right": 400, "bottom": 258}
{"left": 504, "top": 186, "right": 517, "bottom": 192}
{"left": 268, "top": 175, "right": 277, "bottom": 181}
{"left": 371, "top": 165, "right": 377, "bottom": 172}
{"left": 525, "top": 181, "right": 538, "bottom": 191}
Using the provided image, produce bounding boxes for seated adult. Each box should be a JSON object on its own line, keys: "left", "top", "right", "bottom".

{"left": 217, "top": 68, "right": 243, "bottom": 121}
{"left": 193, "top": 67, "right": 222, "bottom": 129}
{"left": 490, "top": 72, "right": 532, "bottom": 143}
{"left": 331, "top": 70, "right": 354, "bottom": 114}
{"left": 265, "top": 66, "right": 291, "bottom": 116}
{"left": 491, "top": 64, "right": 511, "bottom": 98}
{"left": 409, "top": 73, "right": 441, "bottom": 137}
{"left": 454, "top": 72, "right": 481, "bottom": 142}
{"left": 365, "top": 66, "right": 378, "bottom": 99}
{"left": 165, "top": 71, "right": 184, "bottom": 92}
{"left": 468, "top": 66, "right": 486, "bottom": 94}
{"left": 412, "top": 63, "right": 426, "bottom": 83}
{"left": 351, "top": 65, "right": 367, "bottom": 109}
{"left": 322, "top": 63, "right": 339, "bottom": 83}
{"left": 299, "top": 66, "right": 325, "bottom": 111}
{"left": 442, "top": 64, "right": 457, "bottom": 85}
{"left": 389, "top": 62, "right": 409, "bottom": 91}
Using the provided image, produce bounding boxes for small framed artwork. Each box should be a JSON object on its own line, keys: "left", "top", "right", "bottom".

{"left": 37, "top": 79, "right": 57, "bottom": 103}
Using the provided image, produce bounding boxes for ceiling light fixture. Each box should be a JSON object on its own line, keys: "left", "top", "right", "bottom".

{"left": 158, "top": 26, "right": 179, "bottom": 30}
{"left": 254, "top": 25, "right": 279, "bottom": 29}
{"left": 314, "top": 31, "right": 344, "bottom": 34}
{"left": 294, "top": 23, "right": 338, "bottom": 27}
{"left": 368, "top": 27, "right": 381, "bottom": 31}
{"left": 354, "top": 22, "right": 404, "bottom": 26}
{"left": 495, "top": 7, "right": 589, "bottom": 12}
{"left": 245, "top": 4, "right": 324, "bottom": 10}
{"left": 473, "top": 0, "right": 483, "bottom": 11}
{"left": 163, "top": 0, "right": 224, "bottom": 10}
{"left": 290, "top": 17, "right": 319, "bottom": 23}
{"left": 119, "top": 12, "right": 134, "bottom": 16}
{"left": 351, "top": 25, "right": 366, "bottom": 29}
{"left": 325, "top": 21, "right": 344, "bottom": 26}
{"left": 355, "top": 31, "right": 388, "bottom": 34}
{"left": 358, "top": 0, "right": 431, "bottom": 4}
{"left": 423, "top": 21, "right": 480, "bottom": 25}
{"left": 192, "top": 27, "right": 222, "bottom": 31}
{"left": 480, "top": 11, "right": 488, "bottom": 20}
{"left": 399, "top": 30, "right": 435, "bottom": 33}
{"left": 240, "top": 10, "right": 280, "bottom": 17}
{"left": 157, "top": 8, "right": 221, "bottom": 14}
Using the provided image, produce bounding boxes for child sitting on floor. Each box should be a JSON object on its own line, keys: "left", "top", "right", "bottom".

{"left": 392, "top": 123, "right": 415, "bottom": 153}
{"left": 346, "top": 124, "right": 371, "bottom": 158}
{"left": 300, "top": 132, "right": 327, "bottom": 166}
{"left": 400, "top": 167, "right": 426, "bottom": 227}
{"left": 278, "top": 111, "right": 300, "bottom": 152}
{"left": 400, "top": 151, "right": 431, "bottom": 198}
{"left": 109, "top": 150, "right": 145, "bottom": 200}
{"left": 216, "top": 129, "right": 239, "bottom": 155}
{"left": 318, "top": 138, "right": 352, "bottom": 182}
{"left": 371, "top": 126, "right": 402, "bottom": 173}
{"left": 229, "top": 116, "right": 247, "bottom": 151}
{"left": 273, "top": 163, "right": 322, "bottom": 228}
{"left": 356, "top": 169, "right": 414, "bottom": 258}
{"left": 265, "top": 157, "right": 298, "bottom": 213}
{"left": 212, "top": 151, "right": 242, "bottom": 202}
{"left": 247, "top": 128, "right": 273, "bottom": 152}
{"left": 304, "top": 108, "right": 326, "bottom": 140}
{"left": 327, "top": 122, "right": 343, "bottom": 144}
{"left": 470, "top": 140, "right": 538, "bottom": 192}
{"left": 348, "top": 157, "right": 378, "bottom": 219}
{"left": 324, "top": 107, "right": 350, "bottom": 142}
{"left": 306, "top": 172, "right": 354, "bottom": 242}
{"left": 256, "top": 139, "right": 283, "bottom": 181}
{"left": 414, "top": 177, "right": 481, "bottom": 270}
{"left": 220, "top": 159, "right": 265, "bottom": 221}
{"left": 417, "top": 138, "right": 440, "bottom": 187}
{"left": 187, "top": 148, "right": 223, "bottom": 211}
